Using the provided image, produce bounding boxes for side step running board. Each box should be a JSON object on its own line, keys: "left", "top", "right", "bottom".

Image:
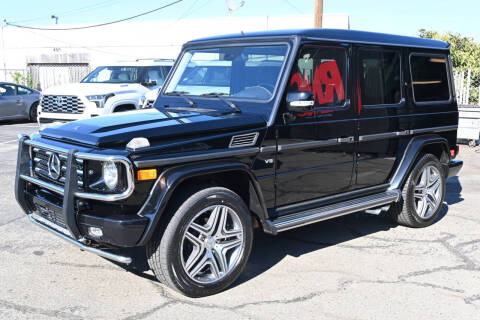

{"left": 270, "top": 190, "right": 401, "bottom": 233}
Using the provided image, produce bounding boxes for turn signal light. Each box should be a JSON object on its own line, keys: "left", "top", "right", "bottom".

{"left": 137, "top": 169, "right": 157, "bottom": 181}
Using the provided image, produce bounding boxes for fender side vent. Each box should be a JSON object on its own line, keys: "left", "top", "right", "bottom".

{"left": 229, "top": 132, "right": 259, "bottom": 148}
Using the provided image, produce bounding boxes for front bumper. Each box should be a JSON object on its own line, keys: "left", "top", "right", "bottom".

{"left": 15, "top": 136, "right": 143, "bottom": 264}
{"left": 447, "top": 159, "right": 463, "bottom": 178}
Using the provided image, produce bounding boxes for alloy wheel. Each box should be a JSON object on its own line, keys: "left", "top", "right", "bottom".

{"left": 180, "top": 204, "right": 245, "bottom": 284}
{"left": 413, "top": 165, "right": 443, "bottom": 219}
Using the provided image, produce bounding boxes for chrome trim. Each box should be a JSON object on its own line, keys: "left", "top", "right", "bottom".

{"left": 229, "top": 132, "right": 259, "bottom": 148}
{"left": 135, "top": 147, "right": 259, "bottom": 168}
{"left": 29, "top": 214, "right": 132, "bottom": 264}
{"left": 27, "top": 141, "right": 68, "bottom": 154}
{"left": 272, "top": 190, "right": 400, "bottom": 232}
{"left": 358, "top": 125, "right": 458, "bottom": 142}
{"left": 23, "top": 139, "right": 135, "bottom": 202}
{"left": 277, "top": 138, "right": 339, "bottom": 151}
{"left": 410, "top": 125, "right": 458, "bottom": 134}
{"left": 21, "top": 174, "right": 64, "bottom": 195}
{"left": 260, "top": 145, "right": 277, "bottom": 153}
{"left": 31, "top": 213, "right": 71, "bottom": 236}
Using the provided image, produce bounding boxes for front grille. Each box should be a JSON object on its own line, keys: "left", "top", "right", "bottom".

{"left": 36, "top": 204, "right": 67, "bottom": 229}
{"left": 41, "top": 95, "right": 85, "bottom": 114}
{"left": 31, "top": 147, "right": 84, "bottom": 190}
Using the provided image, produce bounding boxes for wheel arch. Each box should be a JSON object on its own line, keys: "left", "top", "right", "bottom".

{"left": 389, "top": 134, "right": 450, "bottom": 190}
{"left": 113, "top": 103, "right": 136, "bottom": 112}
{"left": 136, "top": 160, "right": 273, "bottom": 246}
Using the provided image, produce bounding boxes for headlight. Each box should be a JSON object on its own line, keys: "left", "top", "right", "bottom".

{"left": 87, "top": 93, "right": 114, "bottom": 108}
{"left": 102, "top": 161, "right": 118, "bottom": 190}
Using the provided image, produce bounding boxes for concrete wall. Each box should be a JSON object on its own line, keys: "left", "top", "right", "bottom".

{"left": 1, "top": 14, "right": 349, "bottom": 70}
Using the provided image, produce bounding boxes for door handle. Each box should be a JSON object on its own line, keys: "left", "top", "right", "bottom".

{"left": 337, "top": 136, "right": 355, "bottom": 143}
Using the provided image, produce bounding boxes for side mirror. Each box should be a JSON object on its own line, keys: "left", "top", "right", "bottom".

{"left": 286, "top": 91, "right": 315, "bottom": 113}
{"left": 143, "top": 80, "right": 158, "bottom": 87}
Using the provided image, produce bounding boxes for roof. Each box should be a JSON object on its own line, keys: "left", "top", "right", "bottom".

{"left": 187, "top": 29, "right": 450, "bottom": 50}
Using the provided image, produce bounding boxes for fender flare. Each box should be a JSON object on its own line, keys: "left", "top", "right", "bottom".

{"left": 135, "top": 160, "right": 273, "bottom": 246}
{"left": 388, "top": 134, "right": 449, "bottom": 190}
{"left": 104, "top": 94, "right": 141, "bottom": 113}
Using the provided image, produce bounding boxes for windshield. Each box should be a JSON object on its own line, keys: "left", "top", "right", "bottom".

{"left": 82, "top": 66, "right": 142, "bottom": 83}
{"left": 164, "top": 45, "right": 288, "bottom": 100}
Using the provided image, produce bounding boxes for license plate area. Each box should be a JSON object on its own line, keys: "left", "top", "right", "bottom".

{"left": 31, "top": 196, "right": 71, "bottom": 236}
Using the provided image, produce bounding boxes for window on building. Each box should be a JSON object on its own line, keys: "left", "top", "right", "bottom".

{"left": 410, "top": 54, "right": 450, "bottom": 102}
{"left": 359, "top": 50, "right": 401, "bottom": 105}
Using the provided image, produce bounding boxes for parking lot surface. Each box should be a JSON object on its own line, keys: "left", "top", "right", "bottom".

{"left": 0, "top": 121, "right": 479, "bottom": 319}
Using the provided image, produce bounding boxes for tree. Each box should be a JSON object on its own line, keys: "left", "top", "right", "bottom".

{"left": 419, "top": 29, "right": 480, "bottom": 104}
{"left": 10, "top": 71, "right": 34, "bottom": 88}
{"left": 418, "top": 29, "right": 480, "bottom": 74}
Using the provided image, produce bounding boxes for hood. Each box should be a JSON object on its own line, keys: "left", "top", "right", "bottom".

{"left": 40, "top": 108, "right": 267, "bottom": 148}
{"left": 42, "top": 83, "right": 148, "bottom": 96}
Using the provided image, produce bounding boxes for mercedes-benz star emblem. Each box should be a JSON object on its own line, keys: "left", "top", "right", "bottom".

{"left": 47, "top": 153, "right": 61, "bottom": 180}
{"left": 55, "top": 96, "right": 62, "bottom": 106}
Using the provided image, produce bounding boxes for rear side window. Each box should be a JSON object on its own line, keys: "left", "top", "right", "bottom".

{"left": 288, "top": 46, "right": 347, "bottom": 108}
{"left": 359, "top": 50, "right": 401, "bottom": 105}
{"left": 17, "top": 86, "right": 33, "bottom": 95}
{"left": 410, "top": 54, "right": 450, "bottom": 103}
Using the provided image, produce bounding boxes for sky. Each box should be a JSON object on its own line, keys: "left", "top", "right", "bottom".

{"left": 1, "top": 0, "right": 479, "bottom": 41}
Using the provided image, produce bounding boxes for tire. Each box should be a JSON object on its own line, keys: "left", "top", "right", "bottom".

{"left": 389, "top": 154, "right": 446, "bottom": 228}
{"left": 29, "top": 102, "right": 38, "bottom": 122}
{"left": 114, "top": 106, "right": 134, "bottom": 112}
{"left": 146, "top": 187, "right": 253, "bottom": 297}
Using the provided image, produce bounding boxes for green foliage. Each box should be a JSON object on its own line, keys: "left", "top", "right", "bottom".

{"left": 419, "top": 29, "right": 480, "bottom": 73}
{"left": 419, "top": 29, "right": 480, "bottom": 104}
{"left": 10, "top": 71, "right": 34, "bottom": 88}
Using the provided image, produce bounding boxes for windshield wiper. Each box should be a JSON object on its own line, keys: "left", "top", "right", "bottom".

{"left": 200, "top": 93, "right": 241, "bottom": 114}
{"left": 165, "top": 91, "right": 197, "bottom": 108}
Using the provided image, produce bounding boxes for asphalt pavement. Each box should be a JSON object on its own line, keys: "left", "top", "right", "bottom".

{"left": 0, "top": 120, "right": 479, "bottom": 319}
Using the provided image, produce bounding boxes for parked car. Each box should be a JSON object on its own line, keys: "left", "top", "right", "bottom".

{"left": 15, "top": 29, "right": 463, "bottom": 297}
{"left": 0, "top": 82, "right": 40, "bottom": 122}
{"left": 37, "top": 59, "right": 173, "bottom": 125}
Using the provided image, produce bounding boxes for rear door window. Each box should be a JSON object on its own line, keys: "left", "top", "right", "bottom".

{"left": 17, "top": 86, "right": 33, "bottom": 95}
{"left": 410, "top": 54, "right": 450, "bottom": 103}
{"left": 359, "top": 49, "right": 401, "bottom": 106}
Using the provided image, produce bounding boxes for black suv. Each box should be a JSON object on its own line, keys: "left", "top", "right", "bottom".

{"left": 15, "top": 29, "right": 463, "bottom": 297}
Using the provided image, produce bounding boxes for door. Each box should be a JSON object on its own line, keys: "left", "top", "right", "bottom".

{"left": 274, "top": 43, "right": 356, "bottom": 211}
{"left": 0, "top": 84, "right": 23, "bottom": 118}
{"left": 355, "top": 46, "right": 406, "bottom": 189}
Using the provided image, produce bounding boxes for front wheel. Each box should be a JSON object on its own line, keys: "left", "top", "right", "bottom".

{"left": 146, "top": 187, "right": 253, "bottom": 297}
{"left": 389, "top": 154, "right": 446, "bottom": 228}
{"left": 29, "top": 102, "right": 38, "bottom": 122}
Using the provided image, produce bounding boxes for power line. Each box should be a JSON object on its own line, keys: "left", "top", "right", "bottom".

{"left": 6, "top": 0, "right": 184, "bottom": 31}
{"left": 282, "top": 0, "right": 304, "bottom": 14}
{"left": 9, "top": 0, "right": 125, "bottom": 24}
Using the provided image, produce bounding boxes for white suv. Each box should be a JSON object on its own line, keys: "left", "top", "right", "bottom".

{"left": 38, "top": 60, "right": 173, "bottom": 125}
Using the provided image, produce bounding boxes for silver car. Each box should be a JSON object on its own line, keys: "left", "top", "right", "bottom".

{"left": 0, "top": 82, "right": 40, "bottom": 122}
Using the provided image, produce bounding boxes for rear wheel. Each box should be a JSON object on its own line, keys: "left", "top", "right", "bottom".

{"left": 146, "top": 187, "right": 253, "bottom": 297}
{"left": 389, "top": 154, "right": 446, "bottom": 228}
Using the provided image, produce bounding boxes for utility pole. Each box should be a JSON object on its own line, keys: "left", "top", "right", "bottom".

{"left": 1, "top": 19, "right": 6, "bottom": 80}
{"left": 314, "top": 0, "right": 323, "bottom": 28}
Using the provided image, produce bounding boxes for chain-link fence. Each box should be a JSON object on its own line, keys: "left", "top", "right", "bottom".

{"left": 454, "top": 68, "right": 480, "bottom": 106}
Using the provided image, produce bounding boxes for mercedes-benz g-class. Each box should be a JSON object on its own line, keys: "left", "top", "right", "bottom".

{"left": 15, "top": 29, "right": 463, "bottom": 297}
